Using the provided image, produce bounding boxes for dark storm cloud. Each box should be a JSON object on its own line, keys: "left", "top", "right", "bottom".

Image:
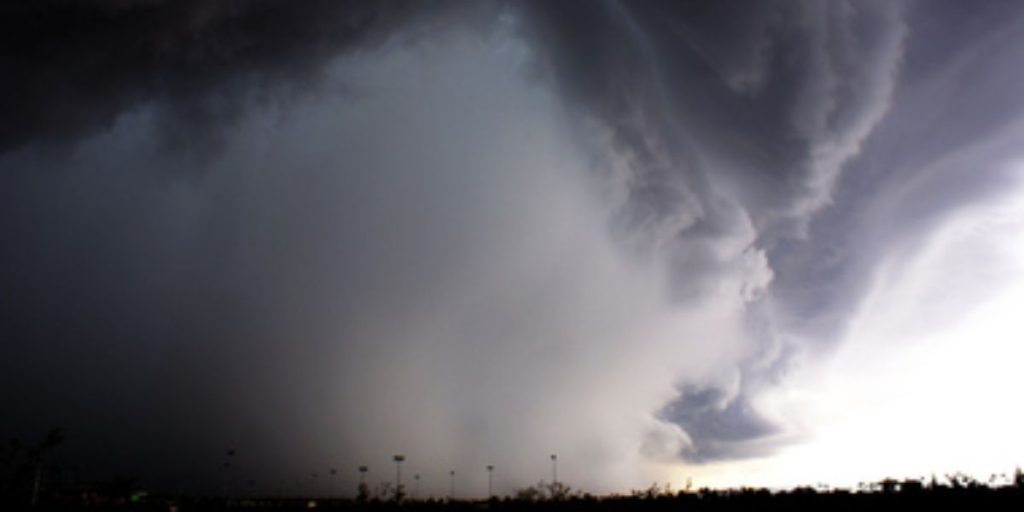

{"left": 768, "top": 0, "right": 1024, "bottom": 341}
{"left": 0, "top": 0, "right": 503, "bottom": 491}
{"left": 0, "top": 0, "right": 496, "bottom": 158}
{"left": 660, "top": 387, "right": 776, "bottom": 463}
{"left": 513, "top": 0, "right": 1024, "bottom": 462}
{"left": 517, "top": 0, "right": 905, "bottom": 232}
{"left": 5, "top": 0, "right": 1024, "bottom": 494}
{"left": 510, "top": 0, "right": 905, "bottom": 461}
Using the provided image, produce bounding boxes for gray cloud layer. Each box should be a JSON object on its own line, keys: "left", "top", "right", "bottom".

{"left": 0, "top": 0, "right": 497, "bottom": 158}
{"left": 3, "top": 0, "right": 1024, "bottom": 494}
{"left": 515, "top": 0, "right": 910, "bottom": 461}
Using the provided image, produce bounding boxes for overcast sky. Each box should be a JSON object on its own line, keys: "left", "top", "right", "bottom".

{"left": 3, "top": 0, "right": 1024, "bottom": 496}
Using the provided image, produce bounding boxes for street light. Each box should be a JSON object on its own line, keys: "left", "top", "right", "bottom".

{"left": 357, "top": 466, "right": 369, "bottom": 501}
{"left": 487, "top": 465, "right": 494, "bottom": 497}
{"left": 449, "top": 470, "right": 456, "bottom": 500}
{"left": 550, "top": 454, "right": 557, "bottom": 484}
{"left": 222, "top": 449, "right": 235, "bottom": 502}
{"left": 413, "top": 473, "right": 421, "bottom": 499}
{"left": 393, "top": 455, "right": 405, "bottom": 500}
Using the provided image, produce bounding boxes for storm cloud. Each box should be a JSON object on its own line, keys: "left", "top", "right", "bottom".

{"left": 0, "top": 0, "right": 498, "bottom": 157}
{"left": 4, "top": 0, "right": 1024, "bottom": 496}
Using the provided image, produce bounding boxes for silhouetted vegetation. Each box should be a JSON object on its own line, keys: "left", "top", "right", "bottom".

{"left": 5, "top": 471, "right": 1024, "bottom": 511}
{"left": 0, "top": 428, "right": 64, "bottom": 507}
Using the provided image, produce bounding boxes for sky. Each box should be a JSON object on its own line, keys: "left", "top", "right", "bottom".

{"left": 3, "top": 0, "right": 1024, "bottom": 497}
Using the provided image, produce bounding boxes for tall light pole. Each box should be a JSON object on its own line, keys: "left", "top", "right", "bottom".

{"left": 393, "top": 455, "right": 405, "bottom": 500}
{"left": 449, "top": 470, "right": 456, "bottom": 500}
{"left": 486, "top": 465, "right": 494, "bottom": 498}
{"left": 357, "top": 466, "right": 369, "bottom": 501}
{"left": 223, "top": 448, "right": 235, "bottom": 502}
{"left": 550, "top": 454, "right": 557, "bottom": 484}
{"left": 329, "top": 468, "right": 337, "bottom": 498}
{"left": 413, "top": 474, "right": 420, "bottom": 500}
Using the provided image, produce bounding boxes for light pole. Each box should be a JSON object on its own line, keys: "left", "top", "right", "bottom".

{"left": 413, "top": 474, "right": 420, "bottom": 499}
{"left": 449, "top": 470, "right": 456, "bottom": 500}
{"left": 550, "top": 454, "right": 557, "bottom": 484}
{"left": 393, "top": 455, "right": 405, "bottom": 500}
{"left": 487, "top": 465, "right": 494, "bottom": 498}
{"left": 329, "top": 468, "right": 337, "bottom": 498}
{"left": 357, "top": 466, "right": 369, "bottom": 501}
{"left": 223, "top": 448, "right": 235, "bottom": 502}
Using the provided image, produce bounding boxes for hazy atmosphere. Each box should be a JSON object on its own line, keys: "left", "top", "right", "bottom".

{"left": 3, "top": 0, "right": 1024, "bottom": 499}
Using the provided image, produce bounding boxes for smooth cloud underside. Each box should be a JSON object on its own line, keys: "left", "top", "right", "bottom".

{"left": 3, "top": 0, "right": 1024, "bottom": 494}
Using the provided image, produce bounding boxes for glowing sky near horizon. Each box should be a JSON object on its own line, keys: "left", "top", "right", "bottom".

{"left": 689, "top": 181, "right": 1024, "bottom": 489}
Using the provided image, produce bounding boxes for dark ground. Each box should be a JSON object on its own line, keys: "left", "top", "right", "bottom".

{"left": 10, "top": 478, "right": 1024, "bottom": 512}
